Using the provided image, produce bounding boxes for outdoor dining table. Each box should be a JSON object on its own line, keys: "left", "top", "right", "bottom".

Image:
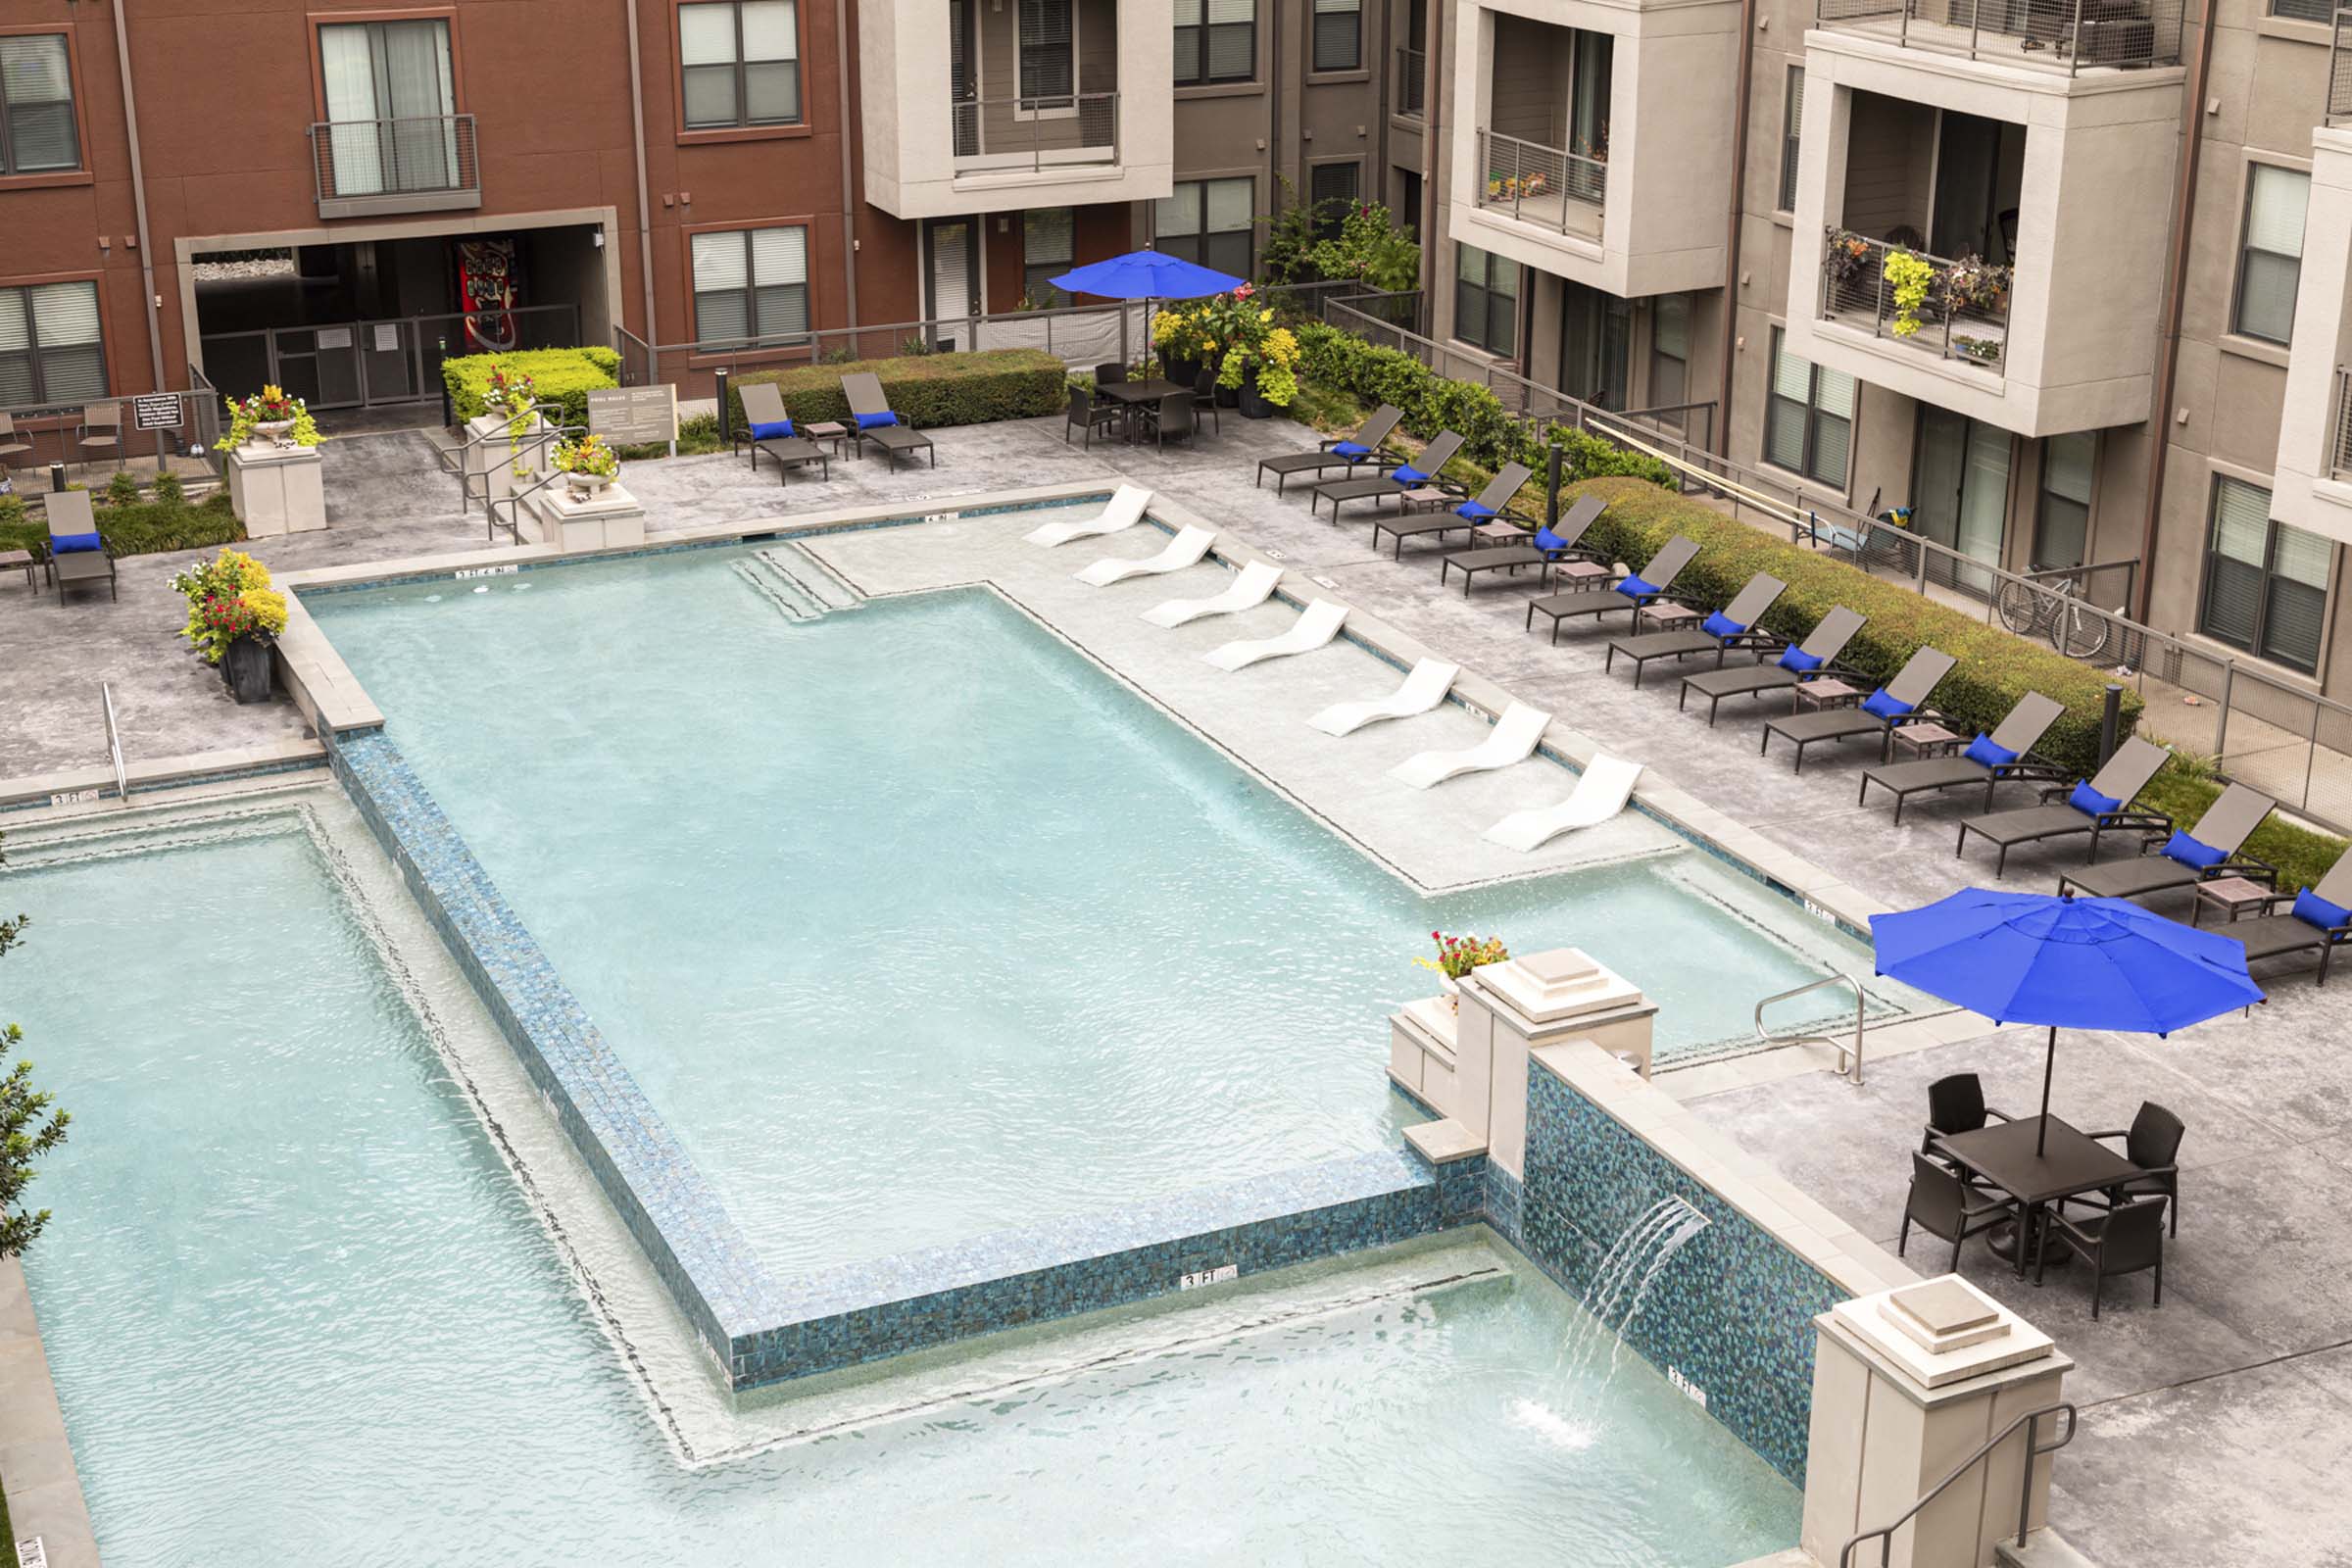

{"left": 1095, "top": 378, "right": 1192, "bottom": 441}
{"left": 1934, "top": 1114, "right": 2146, "bottom": 1277}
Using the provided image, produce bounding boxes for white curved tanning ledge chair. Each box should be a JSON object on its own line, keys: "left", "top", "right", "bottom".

{"left": 1307, "top": 659, "right": 1461, "bottom": 736}
{"left": 1483, "top": 755, "right": 1644, "bottom": 853}
{"left": 1203, "top": 600, "right": 1348, "bottom": 671}
{"left": 1388, "top": 701, "right": 1552, "bottom": 790}
{"left": 1077, "top": 524, "right": 1216, "bottom": 587}
{"left": 1025, "top": 484, "right": 1152, "bottom": 547}
{"left": 1142, "top": 561, "right": 1283, "bottom": 628}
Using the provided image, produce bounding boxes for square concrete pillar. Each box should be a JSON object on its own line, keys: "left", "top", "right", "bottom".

{"left": 523, "top": 479, "right": 647, "bottom": 553}
{"left": 224, "top": 443, "right": 325, "bottom": 536}
{"left": 465, "top": 413, "right": 558, "bottom": 506}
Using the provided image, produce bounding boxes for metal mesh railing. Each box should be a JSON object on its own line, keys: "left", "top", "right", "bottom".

{"left": 950, "top": 91, "right": 1119, "bottom": 171}
{"left": 1813, "top": 0, "right": 2183, "bottom": 72}
{"left": 310, "top": 114, "right": 479, "bottom": 212}
{"left": 2333, "top": 367, "right": 2352, "bottom": 479}
{"left": 2331, "top": 7, "right": 2352, "bottom": 120}
{"left": 1820, "top": 231, "right": 2012, "bottom": 369}
{"left": 1475, "top": 128, "right": 1606, "bottom": 234}
{"left": 1396, "top": 47, "right": 1426, "bottom": 117}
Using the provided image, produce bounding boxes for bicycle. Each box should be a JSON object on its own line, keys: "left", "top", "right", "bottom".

{"left": 1995, "top": 565, "right": 2112, "bottom": 661}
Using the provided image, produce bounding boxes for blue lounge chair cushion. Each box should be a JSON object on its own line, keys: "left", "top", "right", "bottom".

{"left": 1456, "top": 500, "right": 1497, "bottom": 520}
{"left": 1701, "top": 611, "right": 1745, "bottom": 640}
{"left": 856, "top": 411, "right": 899, "bottom": 429}
{"left": 1778, "top": 645, "right": 1824, "bottom": 674}
{"left": 1964, "top": 733, "right": 2019, "bottom": 769}
{"left": 2293, "top": 887, "right": 2352, "bottom": 930}
{"left": 49, "top": 531, "right": 102, "bottom": 555}
{"left": 749, "top": 418, "right": 794, "bottom": 440}
{"left": 1860, "top": 688, "right": 1914, "bottom": 721}
{"left": 1533, "top": 525, "right": 1566, "bottom": 552}
{"left": 2069, "top": 780, "right": 2123, "bottom": 817}
{"left": 1618, "top": 573, "right": 1658, "bottom": 600}
{"left": 2162, "top": 831, "right": 2228, "bottom": 870}
{"left": 1332, "top": 440, "right": 1371, "bottom": 457}
{"left": 1391, "top": 464, "right": 1430, "bottom": 485}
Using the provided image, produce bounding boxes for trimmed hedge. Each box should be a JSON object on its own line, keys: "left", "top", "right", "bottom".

{"left": 0, "top": 490, "right": 243, "bottom": 562}
{"left": 725, "top": 349, "right": 1067, "bottom": 430}
{"left": 442, "top": 346, "right": 621, "bottom": 428}
{"left": 1570, "top": 476, "right": 2143, "bottom": 778}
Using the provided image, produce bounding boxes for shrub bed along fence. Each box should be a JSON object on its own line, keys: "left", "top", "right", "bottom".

{"left": 724, "top": 349, "right": 1068, "bottom": 431}
{"left": 0, "top": 490, "right": 243, "bottom": 562}
{"left": 442, "top": 346, "right": 622, "bottom": 428}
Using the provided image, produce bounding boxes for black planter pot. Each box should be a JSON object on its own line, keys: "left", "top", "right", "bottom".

{"left": 222, "top": 634, "right": 275, "bottom": 706}
{"left": 1214, "top": 381, "right": 1241, "bottom": 409}
{"left": 1162, "top": 355, "right": 1201, "bottom": 389}
{"left": 1239, "top": 381, "right": 1273, "bottom": 419}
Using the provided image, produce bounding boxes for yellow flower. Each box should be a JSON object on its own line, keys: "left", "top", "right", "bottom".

{"left": 1259, "top": 309, "right": 1273, "bottom": 321}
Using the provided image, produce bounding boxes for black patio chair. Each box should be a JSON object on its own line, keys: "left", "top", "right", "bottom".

{"left": 1140, "top": 391, "right": 1196, "bottom": 452}
{"left": 1192, "top": 366, "right": 1222, "bottom": 436}
{"left": 2074, "top": 1101, "right": 2184, "bottom": 1237}
{"left": 1898, "top": 1151, "right": 2019, "bottom": 1274}
{"left": 1095, "top": 362, "right": 1127, "bottom": 385}
{"left": 2037, "top": 1196, "right": 2167, "bottom": 1319}
{"left": 1064, "top": 384, "right": 1122, "bottom": 448}
{"left": 1922, "top": 1072, "right": 2013, "bottom": 1158}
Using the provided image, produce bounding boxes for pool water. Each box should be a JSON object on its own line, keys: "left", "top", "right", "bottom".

{"left": 311, "top": 548, "right": 1891, "bottom": 1271}
{"left": 1, "top": 815, "right": 1795, "bottom": 1563}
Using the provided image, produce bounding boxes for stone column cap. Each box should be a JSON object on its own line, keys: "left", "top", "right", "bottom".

{"left": 1823, "top": 1273, "right": 2070, "bottom": 1402}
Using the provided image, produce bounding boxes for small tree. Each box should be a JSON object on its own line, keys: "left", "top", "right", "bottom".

{"left": 0, "top": 832, "right": 69, "bottom": 1260}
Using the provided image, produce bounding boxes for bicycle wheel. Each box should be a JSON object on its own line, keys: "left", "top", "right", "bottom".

{"left": 2054, "top": 603, "right": 2111, "bottom": 662}
{"left": 1994, "top": 578, "right": 2041, "bottom": 636}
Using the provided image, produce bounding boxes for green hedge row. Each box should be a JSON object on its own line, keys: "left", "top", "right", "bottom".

{"left": 725, "top": 349, "right": 1067, "bottom": 430}
{"left": 0, "top": 491, "right": 243, "bottom": 561}
{"left": 441, "top": 346, "right": 621, "bottom": 428}
{"left": 1294, "top": 319, "right": 1674, "bottom": 488}
{"left": 1571, "top": 476, "right": 2143, "bottom": 778}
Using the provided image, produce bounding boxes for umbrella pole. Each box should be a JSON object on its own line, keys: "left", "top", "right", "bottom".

{"left": 2036, "top": 1024, "right": 2056, "bottom": 1155}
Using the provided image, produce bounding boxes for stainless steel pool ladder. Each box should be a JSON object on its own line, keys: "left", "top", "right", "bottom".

{"left": 100, "top": 682, "right": 128, "bottom": 808}
{"left": 1752, "top": 967, "right": 1867, "bottom": 1085}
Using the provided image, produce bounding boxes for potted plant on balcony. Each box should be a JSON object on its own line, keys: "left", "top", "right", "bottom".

{"left": 216, "top": 385, "right": 322, "bottom": 453}
{"left": 170, "top": 548, "right": 289, "bottom": 705}
{"left": 1823, "top": 228, "right": 1876, "bottom": 293}
{"left": 1415, "top": 930, "right": 1510, "bottom": 1015}
{"left": 551, "top": 433, "right": 621, "bottom": 496}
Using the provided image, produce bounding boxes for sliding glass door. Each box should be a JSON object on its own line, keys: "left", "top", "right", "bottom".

{"left": 1912, "top": 405, "right": 2011, "bottom": 595}
{"left": 318, "top": 20, "right": 458, "bottom": 197}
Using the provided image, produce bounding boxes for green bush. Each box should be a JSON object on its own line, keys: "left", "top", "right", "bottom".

{"left": 441, "top": 345, "right": 621, "bottom": 428}
{"left": 0, "top": 489, "right": 243, "bottom": 562}
{"left": 1570, "top": 476, "right": 2143, "bottom": 777}
{"left": 726, "top": 349, "right": 1068, "bottom": 431}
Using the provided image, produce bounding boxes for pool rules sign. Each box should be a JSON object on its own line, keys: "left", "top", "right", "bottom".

{"left": 587, "top": 385, "right": 678, "bottom": 448}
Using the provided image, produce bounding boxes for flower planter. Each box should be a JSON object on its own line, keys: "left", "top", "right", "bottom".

{"left": 1239, "top": 382, "right": 1273, "bottom": 419}
{"left": 248, "top": 419, "right": 296, "bottom": 447}
{"left": 1162, "top": 355, "right": 1202, "bottom": 390}
{"left": 565, "top": 470, "right": 616, "bottom": 496}
{"left": 1214, "top": 382, "right": 1241, "bottom": 409}
{"left": 221, "top": 634, "right": 274, "bottom": 705}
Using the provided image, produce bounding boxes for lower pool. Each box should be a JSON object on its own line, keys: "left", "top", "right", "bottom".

{"left": 3, "top": 808, "right": 1798, "bottom": 1565}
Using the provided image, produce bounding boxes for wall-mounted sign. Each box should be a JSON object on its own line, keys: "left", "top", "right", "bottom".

{"left": 130, "top": 393, "right": 183, "bottom": 431}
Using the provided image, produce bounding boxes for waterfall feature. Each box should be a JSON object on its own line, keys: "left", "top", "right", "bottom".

{"left": 1518, "top": 1197, "right": 1712, "bottom": 1444}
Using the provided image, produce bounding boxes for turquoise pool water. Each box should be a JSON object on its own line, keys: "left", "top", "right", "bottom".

{"left": 310, "top": 548, "right": 1891, "bottom": 1271}
{"left": 3, "top": 816, "right": 1797, "bottom": 1564}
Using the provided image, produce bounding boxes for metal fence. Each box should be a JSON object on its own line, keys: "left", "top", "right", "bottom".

{"left": 309, "top": 113, "right": 480, "bottom": 219}
{"left": 1813, "top": 0, "right": 2184, "bottom": 71}
{"left": 0, "top": 389, "right": 205, "bottom": 480}
{"left": 950, "top": 91, "right": 1118, "bottom": 170}
{"left": 1821, "top": 232, "right": 2010, "bottom": 369}
{"left": 2331, "top": 7, "right": 2352, "bottom": 121}
{"left": 1474, "top": 128, "right": 1606, "bottom": 235}
{"left": 200, "top": 303, "right": 581, "bottom": 411}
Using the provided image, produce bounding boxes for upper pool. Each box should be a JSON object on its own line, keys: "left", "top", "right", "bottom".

{"left": 309, "top": 535, "right": 1901, "bottom": 1272}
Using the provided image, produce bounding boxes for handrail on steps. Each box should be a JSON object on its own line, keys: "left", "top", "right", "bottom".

{"left": 1753, "top": 967, "right": 1868, "bottom": 1085}
{"left": 100, "top": 682, "right": 128, "bottom": 808}
{"left": 485, "top": 423, "right": 588, "bottom": 545}
{"left": 1840, "top": 1403, "right": 2078, "bottom": 1568}
{"left": 441, "top": 415, "right": 560, "bottom": 516}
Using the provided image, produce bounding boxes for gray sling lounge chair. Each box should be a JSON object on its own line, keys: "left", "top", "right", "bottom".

{"left": 842, "top": 371, "right": 935, "bottom": 469}
{"left": 1523, "top": 535, "right": 1700, "bottom": 639}
{"left": 2221, "top": 853, "right": 2352, "bottom": 985}
{"left": 1857, "top": 691, "right": 2068, "bottom": 823}
{"left": 1603, "top": 571, "right": 1788, "bottom": 689}
{"left": 1760, "top": 646, "right": 1956, "bottom": 773}
{"left": 1256, "top": 406, "right": 1402, "bottom": 492}
{"left": 1954, "top": 736, "right": 2172, "bottom": 874}
{"left": 2058, "top": 783, "right": 2276, "bottom": 903}
{"left": 1422, "top": 492, "right": 1606, "bottom": 579}
{"left": 1677, "top": 607, "right": 1868, "bottom": 725}
{"left": 1310, "top": 430, "right": 1464, "bottom": 521}
{"left": 45, "top": 491, "right": 115, "bottom": 604}
{"left": 1371, "top": 464, "right": 1534, "bottom": 560}
{"left": 733, "top": 381, "right": 831, "bottom": 483}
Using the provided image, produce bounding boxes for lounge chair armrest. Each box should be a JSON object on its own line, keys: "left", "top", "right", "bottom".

{"left": 1886, "top": 709, "right": 1945, "bottom": 730}
{"left": 1984, "top": 1106, "right": 2014, "bottom": 1123}
{"left": 1961, "top": 1191, "right": 2019, "bottom": 1221}
{"left": 2043, "top": 1208, "right": 2098, "bottom": 1247}
{"left": 2216, "top": 856, "right": 2277, "bottom": 887}
{"left": 2129, "top": 1162, "right": 2179, "bottom": 1180}
{"left": 2084, "top": 1128, "right": 2128, "bottom": 1143}
{"left": 2101, "top": 808, "right": 2172, "bottom": 833}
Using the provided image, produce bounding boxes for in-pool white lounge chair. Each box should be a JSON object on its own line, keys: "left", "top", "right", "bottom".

{"left": 1142, "top": 560, "right": 1283, "bottom": 628}
{"left": 1482, "top": 755, "right": 1645, "bottom": 853}
{"left": 1076, "top": 524, "right": 1216, "bottom": 587}
{"left": 1025, "top": 484, "right": 1152, "bottom": 547}
{"left": 1203, "top": 600, "right": 1348, "bottom": 671}
{"left": 1388, "top": 702, "right": 1552, "bottom": 790}
{"left": 1307, "top": 659, "right": 1461, "bottom": 736}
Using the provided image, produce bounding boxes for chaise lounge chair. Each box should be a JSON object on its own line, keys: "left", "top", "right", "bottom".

{"left": 732, "top": 382, "right": 831, "bottom": 483}
{"left": 1027, "top": 483, "right": 1152, "bottom": 547}
{"left": 1255, "top": 406, "right": 1403, "bottom": 493}
{"left": 46, "top": 491, "right": 116, "bottom": 604}
{"left": 1483, "top": 755, "right": 1644, "bottom": 853}
{"left": 1077, "top": 524, "right": 1216, "bottom": 586}
{"left": 1954, "top": 736, "right": 2172, "bottom": 874}
{"left": 1309, "top": 431, "right": 1465, "bottom": 523}
{"left": 1525, "top": 535, "right": 1701, "bottom": 641}
{"left": 842, "top": 370, "right": 935, "bottom": 469}
{"left": 1760, "top": 646, "right": 1957, "bottom": 773}
{"left": 1678, "top": 607, "right": 1868, "bottom": 725}
{"left": 1603, "top": 571, "right": 1788, "bottom": 689}
{"left": 1389, "top": 701, "right": 1552, "bottom": 790}
{"left": 1142, "top": 560, "right": 1283, "bottom": 627}
{"left": 1204, "top": 600, "right": 1348, "bottom": 671}
{"left": 1856, "top": 691, "right": 2068, "bottom": 823}
{"left": 1372, "top": 464, "right": 1534, "bottom": 561}
{"left": 2218, "top": 852, "right": 2352, "bottom": 985}
{"left": 1306, "top": 658, "right": 1460, "bottom": 736}
{"left": 1433, "top": 493, "right": 1608, "bottom": 590}
{"left": 2058, "top": 783, "right": 2277, "bottom": 903}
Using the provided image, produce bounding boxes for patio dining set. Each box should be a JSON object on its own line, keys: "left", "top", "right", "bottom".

{"left": 1063, "top": 362, "right": 1221, "bottom": 454}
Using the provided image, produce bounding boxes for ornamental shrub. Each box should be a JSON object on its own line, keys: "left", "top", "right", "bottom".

{"left": 726, "top": 349, "right": 1068, "bottom": 429}
{"left": 0, "top": 490, "right": 242, "bottom": 563}
{"left": 441, "top": 346, "right": 622, "bottom": 428}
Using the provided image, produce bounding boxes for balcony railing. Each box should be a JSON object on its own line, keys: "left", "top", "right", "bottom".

{"left": 1397, "top": 46, "right": 1426, "bottom": 117}
{"left": 950, "top": 91, "right": 1119, "bottom": 172}
{"left": 1474, "top": 128, "right": 1605, "bottom": 238}
{"left": 1819, "top": 230, "right": 2012, "bottom": 369}
{"left": 2332, "top": 367, "right": 2352, "bottom": 479}
{"left": 1813, "top": 0, "right": 2182, "bottom": 73}
{"left": 2329, "top": 6, "right": 2352, "bottom": 122}
{"left": 310, "top": 114, "right": 480, "bottom": 220}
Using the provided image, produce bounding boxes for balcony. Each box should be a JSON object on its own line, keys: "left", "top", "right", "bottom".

{"left": 951, "top": 91, "right": 1120, "bottom": 173}
{"left": 1820, "top": 231, "right": 2011, "bottom": 369}
{"left": 309, "top": 115, "right": 480, "bottom": 220}
{"left": 1396, "top": 45, "right": 1426, "bottom": 118}
{"left": 1474, "top": 129, "right": 1604, "bottom": 242}
{"left": 2267, "top": 126, "right": 2352, "bottom": 547}
{"left": 1814, "top": 0, "right": 2182, "bottom": 74}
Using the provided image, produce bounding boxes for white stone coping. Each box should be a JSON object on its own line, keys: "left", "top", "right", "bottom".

{"left": 1821, "top": 1289, "right": 2075, "bottom": 1412}
{"left": 0, "top": 1258, "right": 98, "bottom": 1567}
{"left": 0, "top": 737, "right": 324, "bottom": 813}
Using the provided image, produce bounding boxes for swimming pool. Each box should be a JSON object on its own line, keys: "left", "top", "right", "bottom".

{"left": 2, "top": 807, "right": 1797, "bottom": 1565}
{"left": 309, "top": 538, "right": 1907, "bottom": 1274}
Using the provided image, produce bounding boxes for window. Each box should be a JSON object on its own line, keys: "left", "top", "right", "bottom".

{"left": 318, "top": 20, "right": 459, "bottom": 196}
{"left": 1454, "top": 244, "right": 1518, "bottom": 358}
{"left": 0, "top": 281, "right": 105, "bottom": 405}
{"left": 1312, "top": 0, "right": 1361, "bottom": 72}
{"left": 1020, "top": 0, "right": 1076, "bottom": 107}
{"left": 2033, "top": 431, "right": 2095, "bottom": 571}
{"left": 679, "top": 1, "right": 801, "bottom": 129}
{"left": 2202, "top": 475, "right": 2330, "bottom": 673}
{"left": 690, "top": 226, "right": 809, "bottom": 347}
{"left": 1310, "top": 161, "right": 1359, "bottom": 239}
{"left": 1649, "top": 293, "right": 1690, "bottom": 413}
{"left": 1396, "top": 166, "right": 1422, "bottom": 239}
{"left": 1154, "top": 177, "right": 1254, "bottom": 277}
{"left": 2232, "top": 164, "right": 2309, "bottom": 345}
{"left": 1024, "top": 209, "right": 1074, "bottom": 308}
{"left": 2271, "top": 0, "right": 2331, "bottom": 20}
{"left": 1174, "top": 0, "right": 1253, "bottom": 85}
{"left": 1778, "top": 67, "right": 1804, "bottom": 213}
{"left": 1763, "top": 329, "right": 1854, "bottom": 487}
{"left": 1399, "top": 0, "right": 1427, "bottom": 114}
{"left": 0, "top": 34, "right": 78, "bottom": 174}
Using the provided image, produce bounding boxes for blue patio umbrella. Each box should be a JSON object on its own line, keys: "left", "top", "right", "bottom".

{"left": 1871, "top": 889, "right": 2264, "bottom": 1152}
{"left": 1049, "top": 250, "right": 1248, "bottom": 301}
